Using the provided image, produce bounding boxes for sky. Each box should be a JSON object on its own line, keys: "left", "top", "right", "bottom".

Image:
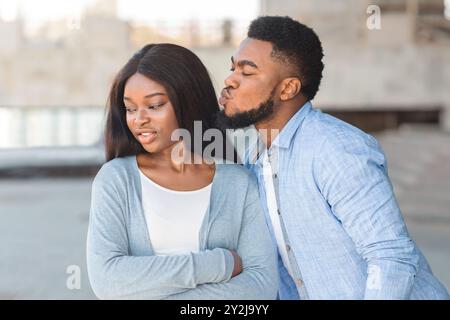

{"left": 0, "top": 0, "right": 260, "bottom": 25}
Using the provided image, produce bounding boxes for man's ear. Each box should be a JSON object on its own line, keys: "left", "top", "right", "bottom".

{"left": 280, "top": 77, "right": 302, "bottom": 101}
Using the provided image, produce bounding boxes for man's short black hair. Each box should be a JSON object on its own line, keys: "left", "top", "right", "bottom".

{"left": 248, "top": 16, "right": 324, "bottom": 100}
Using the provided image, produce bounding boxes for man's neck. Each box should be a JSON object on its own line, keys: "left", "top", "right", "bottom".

{"left": 255, "top": 98, "right": 307, "bottom": 148}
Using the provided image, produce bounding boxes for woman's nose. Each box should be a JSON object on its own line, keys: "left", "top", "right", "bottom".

{"left": 134, "top": 108, "right": 150, "bottom": 124}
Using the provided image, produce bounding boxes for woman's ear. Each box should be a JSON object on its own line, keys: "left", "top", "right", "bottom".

{"left": 280, "top": 77, "right": 302, "bottom": 101}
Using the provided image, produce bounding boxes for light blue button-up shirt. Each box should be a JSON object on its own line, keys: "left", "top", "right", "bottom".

{"left": 244, "top": 101, "right": 449, "bottom": 299}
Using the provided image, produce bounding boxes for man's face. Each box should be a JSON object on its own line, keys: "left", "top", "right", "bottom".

{"left": 217, "top": 38, "right": 282, "bottom": 128}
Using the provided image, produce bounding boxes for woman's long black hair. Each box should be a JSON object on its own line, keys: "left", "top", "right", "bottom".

{"left": 104, "top": 43, "right": 237, "bottom": 163}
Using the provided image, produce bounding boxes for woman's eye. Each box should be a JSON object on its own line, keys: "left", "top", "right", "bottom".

{"left": 229, "top": 67, "right": 235, "bottom": 72}
{"left": 148, "top": 104, "right": 163, "bottom": 110}
{"left": 125, "top": 107, "right": 136, "bottom": 113}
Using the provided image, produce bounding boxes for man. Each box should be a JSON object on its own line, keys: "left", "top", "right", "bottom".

{"left": 215, "top": 16, "right": 449, "bottom": 299}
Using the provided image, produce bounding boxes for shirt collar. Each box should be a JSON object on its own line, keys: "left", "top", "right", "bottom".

{"left": 271, "top": 101, "right": 312, "bottom": 149}
{"left": 246, "top": 101, "right": 313, "bottom": 166}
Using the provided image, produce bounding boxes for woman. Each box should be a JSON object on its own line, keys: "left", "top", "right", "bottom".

{"left": 86, "top": 43, "right": 278, "bottom": 299}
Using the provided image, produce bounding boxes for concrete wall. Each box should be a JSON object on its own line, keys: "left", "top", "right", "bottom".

{"left": 0, "top": 12, "right": 133, "bottom": 107}
{"left": 259, "top": 0, "right": 450, "bottom": 130}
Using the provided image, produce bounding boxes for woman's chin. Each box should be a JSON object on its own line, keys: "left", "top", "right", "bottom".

{"left": 142, "top": 144, "right": 159, "bottom": 154}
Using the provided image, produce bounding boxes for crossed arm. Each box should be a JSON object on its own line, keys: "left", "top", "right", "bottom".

{"left": 86, "top": 173, "right": 278, "bottom": 300}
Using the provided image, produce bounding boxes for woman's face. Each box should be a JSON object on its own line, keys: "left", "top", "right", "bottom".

{"left": 123, "top": 72, "right": 180, "bottom": 154}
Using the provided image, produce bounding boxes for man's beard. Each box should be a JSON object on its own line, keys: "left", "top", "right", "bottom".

{"left": 214, "top": 90, "right": 275, "bottom": 130}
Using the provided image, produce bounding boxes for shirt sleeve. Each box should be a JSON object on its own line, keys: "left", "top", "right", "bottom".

{"left": 314, "top": 132, "right": 419, "bottom": 299}
{"left": 86, "top": 164, "right": 234, "bottom": 300}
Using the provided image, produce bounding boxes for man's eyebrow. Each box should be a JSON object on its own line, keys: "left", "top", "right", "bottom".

{"left": 123, "top": 92, "right": 166, "bottom": 101}
{"left": 231, "top": 56, "right": 258, "bottom": 69}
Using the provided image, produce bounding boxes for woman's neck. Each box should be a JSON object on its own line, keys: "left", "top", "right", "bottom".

{"left": 142, "top": 141, "right": 212, "bottom": 173}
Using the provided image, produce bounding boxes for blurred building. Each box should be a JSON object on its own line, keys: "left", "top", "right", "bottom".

{"left": 1, "top": 0, "right": 450, "bottom": 150}
{"left": 260, "top": 0, "right": 450, "bottom": 131}
{"left": 0, "top": 1, "right": 247, "bottom": 108}
{"left": 0, "top": 0, "right": 251, "bottom": 148}
{"left": 0, "top": 0, "right": 132, "bottom": 107}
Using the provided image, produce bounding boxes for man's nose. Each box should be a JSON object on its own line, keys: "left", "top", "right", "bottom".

{"left": 224, "top": 73, "right": 238, "bottom": 89}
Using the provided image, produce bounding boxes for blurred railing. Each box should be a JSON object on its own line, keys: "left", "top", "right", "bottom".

{"left": 0, "top": 106, "right": 105, "bottom": 148}
{"left": 0, "top": 104, "right": 443, "bottom": 149}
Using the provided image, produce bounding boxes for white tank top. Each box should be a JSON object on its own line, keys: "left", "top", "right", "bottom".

{"left": 139, "top": 169, "right": 212, "bottom": 256}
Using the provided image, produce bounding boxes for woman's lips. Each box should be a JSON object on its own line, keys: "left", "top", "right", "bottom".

{"left": 137, "top": 132, "right": 157, "bottom": 145}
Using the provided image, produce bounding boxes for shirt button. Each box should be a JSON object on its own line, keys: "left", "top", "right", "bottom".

{"left": 295, "top": 278, "right": 303, "bottom": 287}
{"left": 286, "top": 244, "right": 291, "bottom": 252}
{"left": 273, "top": 173, "right": 278, "bottom": 179}
{"left": 277, "top": 209, "right": 281, "bottom": 215}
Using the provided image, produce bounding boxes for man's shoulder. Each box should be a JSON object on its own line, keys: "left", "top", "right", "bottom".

{"left": 302, "top": 108, "right": 380, "bottom": 152}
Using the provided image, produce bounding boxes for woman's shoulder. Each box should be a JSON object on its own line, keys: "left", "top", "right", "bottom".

{"left": 215, "top": 163, "right": 257, "bottom": 186}
{"left": 213, "top": 164, "right": 260, "bottom": 206}
{"left": 93, "top": 155, "right": 135, "bottom": 184}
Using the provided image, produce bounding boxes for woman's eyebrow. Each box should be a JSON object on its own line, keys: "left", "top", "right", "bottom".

{"left": 123, "top": 92, "right": 166, "bottom": 101}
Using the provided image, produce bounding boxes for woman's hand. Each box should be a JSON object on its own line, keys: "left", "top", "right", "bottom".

{"left": 229, "top": 250, "right": 243, "bottom": 277}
